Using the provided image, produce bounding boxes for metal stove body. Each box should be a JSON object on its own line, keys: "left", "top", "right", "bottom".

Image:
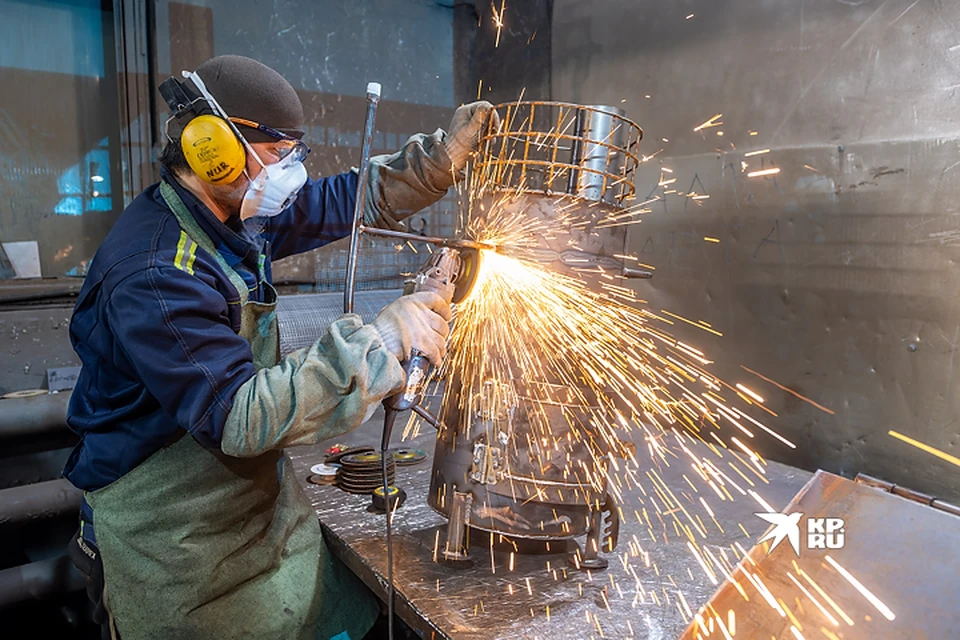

{"left": 427, "top": 101, "right": 645, "bottom": 568}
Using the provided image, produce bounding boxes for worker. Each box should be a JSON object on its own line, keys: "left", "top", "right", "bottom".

{"left": 63, "top": 54, "right": 496, "bottom": 640}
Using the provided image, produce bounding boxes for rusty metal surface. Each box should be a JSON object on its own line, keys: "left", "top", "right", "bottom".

{"left": 681, "top": 470, "right": 960, "bottom": 639}
{"left": 550, "top": 0, "right": 960, "bottom": 504}
{"left": 289, "top": 409, "right": 812, "bottom": 639}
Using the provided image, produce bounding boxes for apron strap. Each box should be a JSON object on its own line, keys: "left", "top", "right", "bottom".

{"left": 158, "top": 181, "right": 251, "bottom": 306}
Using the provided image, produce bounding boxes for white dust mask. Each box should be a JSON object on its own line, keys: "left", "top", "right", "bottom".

{"left": 239, "top": 156, "right": 308, "bottom": 221}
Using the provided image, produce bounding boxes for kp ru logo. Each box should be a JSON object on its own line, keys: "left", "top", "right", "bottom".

{"left": 807, "top": 517, "right": 845, "bottom": 550}
{"left": 754, "top": 512, "right": 845, "bottom": 556}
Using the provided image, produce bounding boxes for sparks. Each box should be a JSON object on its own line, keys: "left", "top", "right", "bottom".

{"left": 421, "top": 102, "right": 819, "bottom": 636}
{"left": 825, "top": 555, "right": 896, "bottom": 621}
{"left": 741, "top": 365, "right": 834, "bottom": 415}
{"left": 491, "top": 0, "right": 506, "bottom": 48}
{"left": 747, "top": 167, "right": 780, "bottom": 178}
{"left": 694, "top": 114, "right": 723, "bottom": 132}
{"left": 735, "top": 383, "right": 764, "bottom": 404}
{"left": 888, "top": 430, "right": 960, "bottom": 468}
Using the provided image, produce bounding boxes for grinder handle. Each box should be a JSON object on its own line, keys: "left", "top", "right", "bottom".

{"left": 384, "top": 351, "right": 433, "bottom": 412}
{"left": 383, "top": 249, "right": 461, "bottom": 414}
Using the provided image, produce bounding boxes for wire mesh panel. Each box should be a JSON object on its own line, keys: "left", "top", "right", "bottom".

{"left": 277, "top": 289, "right": 401, "bottom": 355}
{"left": 473, "top": 101, "right": 643, "bottom": 208}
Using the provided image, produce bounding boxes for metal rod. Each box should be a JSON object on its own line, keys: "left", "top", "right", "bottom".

{"left": 379, "top": 408, "right": 402, "bottom": 640}
{"left": 621, "top": 268, "right": 654, "bottom": 280}
{"left": 359, "top": 226, "right": 493, "bottom": 252}
{"left": 856, "top": 472, "right": 960, "bottom": 516}
{"left": 931, "top": 499, "right": 960, "bottom": 517}
{"left": 566, "top": 108, "right": 587, "bottom": 194}
{"left": 344, "top": 82, "right": 382, "bottom": 314}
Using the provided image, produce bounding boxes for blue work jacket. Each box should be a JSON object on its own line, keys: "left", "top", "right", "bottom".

{"left": 64, "top": 167, "right": 359, "bottom": 491}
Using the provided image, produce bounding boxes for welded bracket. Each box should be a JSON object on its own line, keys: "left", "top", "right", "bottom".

{"left": 469, "top": 442, "right": 504, "bottom": 485}
{"left": 441, "top": 490, "right": 473, "bottom": 566}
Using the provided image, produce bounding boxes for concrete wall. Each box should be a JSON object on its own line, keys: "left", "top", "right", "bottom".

{"left": 552, "top": 0, "right": 960, "bottom": 501}
{"left": 453, "top": 0, "right": 552, "bottom": 105}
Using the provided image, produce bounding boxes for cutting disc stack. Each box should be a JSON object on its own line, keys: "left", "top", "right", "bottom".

{"left": 338, "top": 452, "right": 396, "bottom": 494}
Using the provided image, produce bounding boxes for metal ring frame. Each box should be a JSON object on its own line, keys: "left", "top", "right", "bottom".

{"left": 473, "top": 101, "right": 644, "bottom": 207}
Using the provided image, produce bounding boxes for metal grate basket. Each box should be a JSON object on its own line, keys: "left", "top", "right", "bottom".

{"left": 473, "top": 101, "right": 644, "bottom": 207}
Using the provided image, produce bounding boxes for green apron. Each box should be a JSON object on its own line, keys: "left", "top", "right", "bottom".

{"left": 85, "top": 182, "right": 379, "bottom": 640}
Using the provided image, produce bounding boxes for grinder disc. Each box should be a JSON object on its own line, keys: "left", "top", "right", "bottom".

{"left": 453, "top": 247, "right": 481, "bottom": 304}
{"left": 391, "top": 448, "right": 427, "bottom": 466}
{"left": 310, "top": 463, "right": 341, "bottom": 479}
{"left": 2, "top": 389, "right": 47, "bottom": 399}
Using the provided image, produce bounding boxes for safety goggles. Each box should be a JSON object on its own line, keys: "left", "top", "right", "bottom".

{"left": 230, "top": 117, "right": 310, "bottom": 164}
{"left": 183, "top": 70, "right": 309, "bottom": 172}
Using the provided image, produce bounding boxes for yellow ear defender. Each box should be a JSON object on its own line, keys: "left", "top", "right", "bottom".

{"left": 180, "top": 114, "right": 247, "bottom": 184}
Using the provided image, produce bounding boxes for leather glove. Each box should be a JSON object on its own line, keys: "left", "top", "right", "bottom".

{"left": 445, "top": 101, "right": 501, "bottom": 173}
{"left": 371, "top": 291, "right": 453, "bottom": 366}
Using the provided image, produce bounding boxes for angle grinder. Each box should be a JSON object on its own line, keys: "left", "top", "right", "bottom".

{"left": 381, "top": 246, "right": 479, "bottom": 431}
{"left": 377, "top": 245, "right": 480, "bottom": 492}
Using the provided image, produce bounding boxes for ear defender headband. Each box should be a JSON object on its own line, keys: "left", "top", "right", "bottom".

{"left": 159, "top": 71, "right": 266, "bottom": 185}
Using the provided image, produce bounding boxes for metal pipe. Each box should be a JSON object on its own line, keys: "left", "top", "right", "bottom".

{"left": 621, "top": 268, "right": 654, "bottom": 279}
{"left": 578, "top": 106, "right": 627, "bottom": 203}
{"left": 0, "top": 392, "right": 71, "bottom": 439}
{"left": 0, "top": 289, "right": 80, "bottom": 304}
{"left": 857, "top": 473, "right": 960, "bottom": 516}
{"left": 344, "top": 82, "right": 382, "bottom": 314}
{"left": 0, "top": 555, "right": 85, "bottom": 609}
{"left": 932, "top": 499, "right": 960, "bottom": 517}
{"left": 0, "top": 479, "right": 82, "bottom": 525}
{"left": 855, "top": 473, "right": 895, "bottom": 491}
{"left": 359, "top": 226, "right": 493, "bottom": 252}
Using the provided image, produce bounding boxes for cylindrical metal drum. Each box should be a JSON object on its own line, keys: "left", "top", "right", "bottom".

{"left": 470, "top": 101, "right": 643, "bottom": 206}
{"left": 429, "top": 102, "right": 643, "bottom": 552}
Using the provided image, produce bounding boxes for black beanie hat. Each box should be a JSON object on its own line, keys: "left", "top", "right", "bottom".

{"left": 194, "top": 55, "right": 305, "bottom": 142}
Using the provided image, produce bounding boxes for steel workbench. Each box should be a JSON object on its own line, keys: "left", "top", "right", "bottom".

{"left": 289, "top": 412, "right": 812, "bottom": 640}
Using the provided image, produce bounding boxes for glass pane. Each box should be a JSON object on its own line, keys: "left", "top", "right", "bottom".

{"left": 0, "top": 0, "right": 121, "bottom": 278}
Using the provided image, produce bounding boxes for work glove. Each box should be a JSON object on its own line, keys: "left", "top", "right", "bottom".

{"left": 444, "top": 101, "right": 501, "bottom": 174}
{"left": 371, "top": 291, "right": 453, "bottom": 367}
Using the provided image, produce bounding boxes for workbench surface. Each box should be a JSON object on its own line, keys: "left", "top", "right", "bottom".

{"left": 289, "top": 411, "right": 812, "bottom": 640}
